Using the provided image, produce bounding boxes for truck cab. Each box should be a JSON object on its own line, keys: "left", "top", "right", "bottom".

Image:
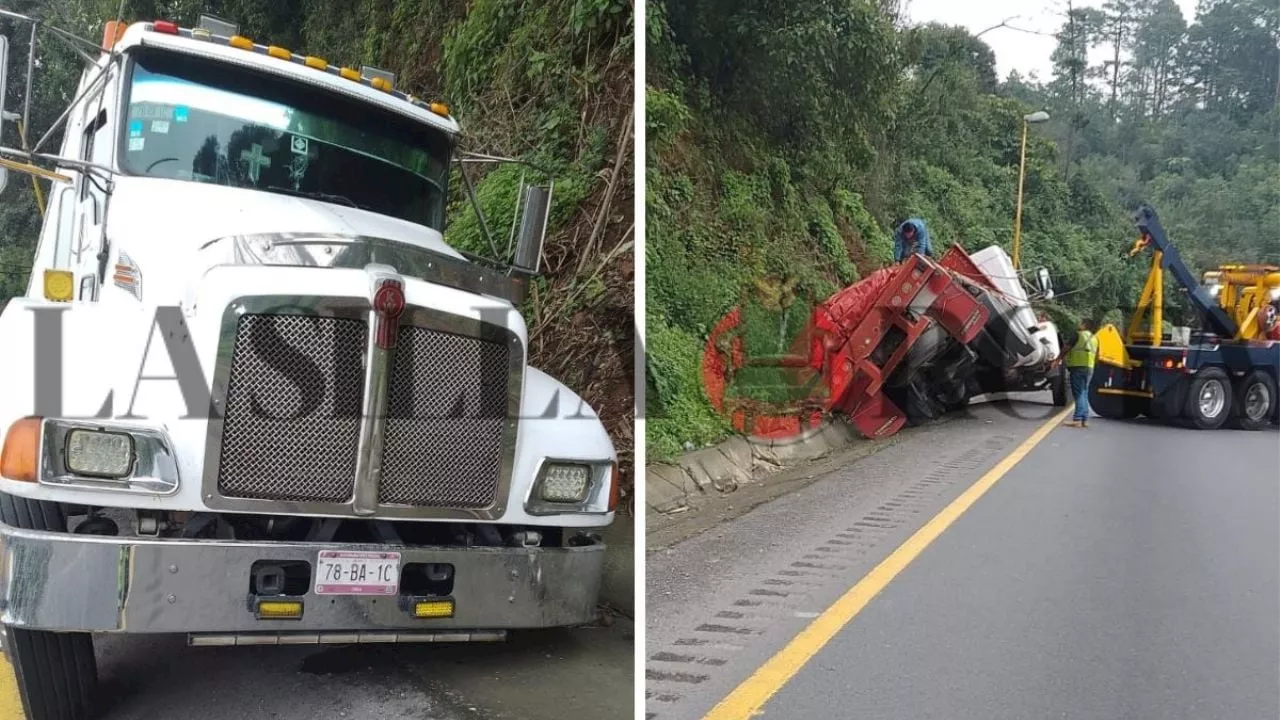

{"left": 0, "top": 14, "right": 617, "bottom": 720}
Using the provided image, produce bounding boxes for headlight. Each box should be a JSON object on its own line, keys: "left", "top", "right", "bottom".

{"left": 65, "top": 429, "right": 135, "bottom": 478}
{"left": 537, "top": 463, "right": 592, "bottom": 503}
{"left": 39, "top": 420, "right": 180, "bottom": 495}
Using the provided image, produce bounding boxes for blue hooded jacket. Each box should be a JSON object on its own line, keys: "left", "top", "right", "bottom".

{"left": 893, "top": 218, "right": 933, "bottom": 262}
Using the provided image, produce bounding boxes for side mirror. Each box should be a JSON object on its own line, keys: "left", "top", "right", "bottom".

{"left": 0, "top": 34, "right": 9, "bottom": 195}
{"left": 1034, "top": 266, "right": 1053, "bottom": 299}
{"left": 512, "top": 183, "right": 552, "bottom": 275}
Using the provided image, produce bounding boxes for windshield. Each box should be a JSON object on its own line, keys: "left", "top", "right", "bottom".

{"left": 119, "top": 48, "right": 452, "bottom": 230}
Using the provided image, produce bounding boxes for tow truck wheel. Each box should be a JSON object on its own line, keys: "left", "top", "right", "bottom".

{"left": 1088, "top": 389, "right": 1139, "bottom": 420}
{"left": 1182, "top": 366, "right": 1232, "bottom": 430}
{"left": 1227, "top": 370, "right": 1276, "bottom": 431}
{"left": 0, "top": 493, "right": 98, "bottom": 720}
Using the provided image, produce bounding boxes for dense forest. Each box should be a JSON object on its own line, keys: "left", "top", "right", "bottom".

{"left": 0, "top": 0, "right": 635, "bottom": 505}
{"left": 647, "top": 0, "right": 1279, "bottom": 459}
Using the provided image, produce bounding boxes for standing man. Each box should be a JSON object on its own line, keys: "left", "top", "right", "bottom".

{"left": 1064, "top": 318, "right": 1099, "bottom": 427}
{"left": 893, "top": 218, "right": 934, "bottom": 262}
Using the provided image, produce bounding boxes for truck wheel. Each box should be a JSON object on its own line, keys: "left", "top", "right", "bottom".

{"left": 0, "top": 493, "right": 98, "bottom": 720}
{"left": 885, "top": 381, "right": 942, "bottom": 426}
{"left": 1050, "top": 366, "right": 1068, "bottom": 407}
{"left": 1182, "top": 367, "right": 1232, "bottom": 430}
{"left": 1150, "top": 393, "right": 1178, "bottom": 422}
{"left": 1088, "top": 389, "right": 1138, "bottom": 420}
{"left": 1227, "top": 370, "right": 1276, "bottom": 431}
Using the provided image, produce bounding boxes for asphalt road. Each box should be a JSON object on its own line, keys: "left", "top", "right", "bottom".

{"left": 0, "top": 609, "right": 633, "bottom": 720}
{"left": 647, "top": 400, "right": 1280, "bottom": 719}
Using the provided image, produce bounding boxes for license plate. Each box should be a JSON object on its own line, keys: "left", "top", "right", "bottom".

{"left": 314, "top": 550, "right": 401, "bottom": 596}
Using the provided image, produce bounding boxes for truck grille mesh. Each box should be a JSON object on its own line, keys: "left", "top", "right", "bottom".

{"left": 378, "top": 327, "right": 509, "bottom": 507}
{"left": 214, "top": 313, "right": 510, "bottom": 509}
{"left": 216, "top": 314, "right": 367, "bottom": 502}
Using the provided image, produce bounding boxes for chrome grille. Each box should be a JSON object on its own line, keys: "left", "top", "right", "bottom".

{"left": 378, "top": 326, "right": 510, "bottom": 507}
{"left": 216, "top": 314, "right": 367, "bottom": 502}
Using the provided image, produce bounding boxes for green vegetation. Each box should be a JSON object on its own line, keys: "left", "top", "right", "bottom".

{"left": 647, "top": 0, "right": 1278, "bottom": 460}
{"left": 0, "top": 0, "right": 634, "bottom": 505}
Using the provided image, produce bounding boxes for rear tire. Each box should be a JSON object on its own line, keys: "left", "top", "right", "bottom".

{"left": 0, "top": 493, "right": 98, "bottom": 720}
{"left": 1227, "top": 370, "right": 1276, "bottom": 431}
{"left": 1182, "top": 366, "right": 1232, "bottom": 430}
{"left": 902, "top": 386, "right": 942, "bottom": 426}
{"left": 1088, "top": 388, "right": 1139, "bottom": 420}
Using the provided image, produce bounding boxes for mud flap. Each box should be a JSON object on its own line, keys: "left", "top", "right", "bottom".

{"left": 848, "top": 392, "right": 907, "bottom": 438}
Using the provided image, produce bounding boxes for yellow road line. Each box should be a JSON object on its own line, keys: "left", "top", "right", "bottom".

{"left": 0, "top": 653, "right": 24, "bottom": 720}
{"left": 702, "top": 407, "right": 1072, "bottom": 720}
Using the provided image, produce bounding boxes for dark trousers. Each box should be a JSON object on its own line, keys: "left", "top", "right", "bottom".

{"left": 1069, "top": 367, "right": 1092, "bottom": 421}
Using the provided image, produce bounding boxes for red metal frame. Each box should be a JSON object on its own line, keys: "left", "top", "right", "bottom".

{"left": 699, "top": 252, "right": 991, "bottom": 442}
{"left": 811, "top": 255, "right": 988, "bottom": 439}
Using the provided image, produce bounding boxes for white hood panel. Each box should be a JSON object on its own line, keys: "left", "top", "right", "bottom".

{"left": 103, "top": 176, "right": 462, "bottom": 305}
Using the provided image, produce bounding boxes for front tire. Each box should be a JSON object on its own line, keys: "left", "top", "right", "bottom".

{"left": 1183, "top": 367, "right": 1232, "bottom": 430}
{"left": 1228, "top": 370, "right": 1276, "bottom": 431}
{"left": 0, "top": 493, "right": 98, "bottom": 720}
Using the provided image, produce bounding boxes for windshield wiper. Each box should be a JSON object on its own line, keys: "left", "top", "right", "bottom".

{"left": 263, "top": 185, "right": 366, "bottom": 210}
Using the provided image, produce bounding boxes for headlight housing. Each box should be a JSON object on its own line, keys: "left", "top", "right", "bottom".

{"left": 525, "top": 459, "right": 613, "bottom": 515}
{"left": 40, "top": 419, "right": 180, "bottom": 495}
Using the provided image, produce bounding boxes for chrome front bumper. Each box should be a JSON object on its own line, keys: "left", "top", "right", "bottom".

{"left": 0, "top": 522, "right": 604, "bottom": 634}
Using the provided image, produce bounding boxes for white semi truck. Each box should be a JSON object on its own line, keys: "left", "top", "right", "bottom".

{"left": 0, "top": 12, "right": 619, "bottom": 719}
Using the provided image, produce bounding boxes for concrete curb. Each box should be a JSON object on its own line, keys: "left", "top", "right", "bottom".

{"left": 596, "top": 513, "right": 634, "bottom": 617}
{"left": 645, "top": 417, "right": 867, "bottom": 515}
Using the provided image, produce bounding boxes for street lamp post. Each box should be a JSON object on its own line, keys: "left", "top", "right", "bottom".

{"left": 1012, "top": 110, "right": 1050, "bottom": 271}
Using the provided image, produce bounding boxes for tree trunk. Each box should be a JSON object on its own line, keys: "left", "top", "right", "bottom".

{"left": 1110, "top": 28, "right": 1122, "bottom": 117}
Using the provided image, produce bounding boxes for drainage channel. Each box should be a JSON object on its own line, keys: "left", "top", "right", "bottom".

{"left": 644, "top": 435, "right": 1018, "bottom": 719}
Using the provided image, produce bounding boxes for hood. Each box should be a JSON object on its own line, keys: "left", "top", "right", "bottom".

{"left": 103, "top": 176, "right": 464, "bottom": 304}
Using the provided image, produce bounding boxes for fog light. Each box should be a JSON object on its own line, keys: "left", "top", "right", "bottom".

{"left": 256, "top": 600, "right": 303, "bottom": 619}
{"left": 538, "top": 463, "right": 591, "bottom": 503}
{"left": 413, "top": 599, "right": 455, "bottom": 618}
{"left": 65, "top": 429, "right": 134, "bottom": 478}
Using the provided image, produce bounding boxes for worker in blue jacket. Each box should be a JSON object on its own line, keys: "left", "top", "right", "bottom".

{"left": 894, "top": 218, "right": 933, "bottom": 262}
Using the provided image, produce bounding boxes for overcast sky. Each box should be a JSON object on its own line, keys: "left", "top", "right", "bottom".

{"left": 903, "top": 0, "right": 1201, "bottom": 83}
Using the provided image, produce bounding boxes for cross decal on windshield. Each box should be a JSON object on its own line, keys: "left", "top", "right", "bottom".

{"left": 240, "top": 143, "right": 272, "bottom": 182}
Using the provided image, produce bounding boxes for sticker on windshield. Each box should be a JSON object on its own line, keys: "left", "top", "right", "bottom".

{"left": 174, "top": 106, "right": 189, "bottom": 123}
{"left": 128, "top": 137, "right": 145, "bottom": 152}
{"left": 289, "top": 154, "right": 309, "bottom": 190}
{"left": 290, "top": 136, "right": 308, "bottom": 156}
{"left": 128, "top": 119, "right": 143, "bottom": 138}
{"left": 151, "top": 120, "right": 170, "bottom": 134}
{"left": 240, "top": 143, "right": 272, "bottom": 183}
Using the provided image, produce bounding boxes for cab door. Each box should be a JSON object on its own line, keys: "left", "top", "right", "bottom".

{"left": 72, "top": 65, "right": 119, "bottom": 301}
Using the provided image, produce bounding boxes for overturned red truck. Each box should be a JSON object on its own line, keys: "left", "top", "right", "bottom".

{"left": 703, "top": 244, "right": 1065, "bottom": 440}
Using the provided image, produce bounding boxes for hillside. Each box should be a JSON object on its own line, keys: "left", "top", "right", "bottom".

{"left": 646, "top": 0, "right": 1278, "bottom": 460}
{"left": 0, "top": 0, "right": 635, "bottom": 507}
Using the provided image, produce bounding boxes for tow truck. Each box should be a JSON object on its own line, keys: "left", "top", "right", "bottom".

{"left": 0, "top": 12, "right": 619, "bottom": 720}
{"left": 1089, "top": 204, "right": 1280, "bottom": 430}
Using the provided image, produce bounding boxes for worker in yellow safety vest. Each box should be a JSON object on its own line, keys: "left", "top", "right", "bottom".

{"left": 1064, "top": 318, "right": 1099, "bottom": 427}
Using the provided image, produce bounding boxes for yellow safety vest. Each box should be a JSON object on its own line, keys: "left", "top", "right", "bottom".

{"left": 1065, "top": 330, "right": 1098, "bottom": 369}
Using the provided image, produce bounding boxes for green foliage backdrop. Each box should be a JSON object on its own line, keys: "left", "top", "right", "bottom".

{"left": 647, "top": 0, "right": 1279, "bottom": 460}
